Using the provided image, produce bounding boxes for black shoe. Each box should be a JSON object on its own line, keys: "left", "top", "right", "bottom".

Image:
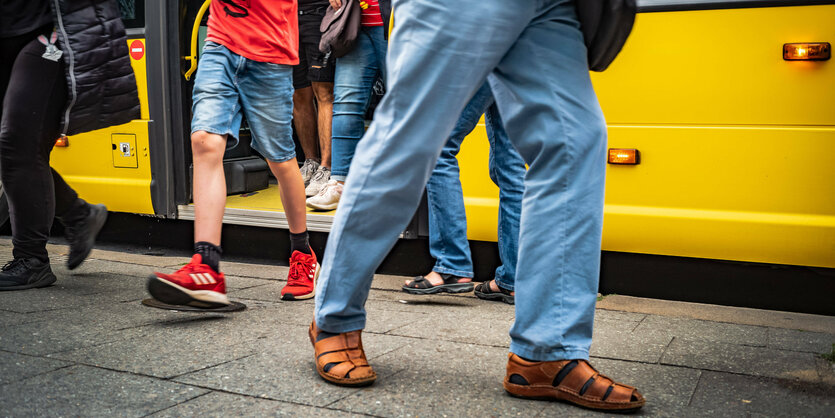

{"left": 0, "top": 258, "right": 56, "bottom": 291}
{"left": 64, "top": 203, "right": 108, "bottom": 270}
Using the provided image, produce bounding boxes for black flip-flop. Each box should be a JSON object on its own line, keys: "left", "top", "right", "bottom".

{"left": 474, "top": 280, "right": 514, "bottom": 305}
{"left": 402, "top": 273, "right": 474, "bottom": 295}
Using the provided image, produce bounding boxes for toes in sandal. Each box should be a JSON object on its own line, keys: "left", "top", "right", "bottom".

{"left": 474, "top": 280, "right": 515, "bottom": 305}
{"left": 309, "top": 322, "right": 377, "bottom": 387}
{"left": 503, "top": 353, "right": 645, "bottom": 412}
{"left": 402, "top": 273, "right": 474, "bottom": 295}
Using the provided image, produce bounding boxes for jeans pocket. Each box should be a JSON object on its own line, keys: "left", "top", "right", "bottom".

{"left": 202, "top": 41, "right": 222, "bottom": 52}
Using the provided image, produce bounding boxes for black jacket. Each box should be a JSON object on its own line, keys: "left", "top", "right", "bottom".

{"left": 379, "top": 0, "right": 392, "bottom": 39}
{"left": 49, "top": 0, "right": 140, "bottom": 136}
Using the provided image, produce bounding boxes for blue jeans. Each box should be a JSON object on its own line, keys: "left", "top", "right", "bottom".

{"left": 315, "top": 0, "right": 606, "bottom": 361}
{"left": 426, "top": 82, "right": 525, "bottom": 288}
{"left": 330, "top": 26, "right": 387, "bottom": 181}
{"left": 191, "top": 41, "right": 295, "bottom": 162}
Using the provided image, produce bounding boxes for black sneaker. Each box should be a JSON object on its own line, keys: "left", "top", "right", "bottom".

{"left": 64, "top": 203, "right": 108, "bottom": 270}
{"left": 0, "top": 258, "right": 56, "bottom": 291}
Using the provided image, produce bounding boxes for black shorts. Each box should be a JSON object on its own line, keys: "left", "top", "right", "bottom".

{"left": 293, "top": 8, "right": 335, "bottom": 89}
{"left": 293, "top": 42, "right": 335, "bottom": 89}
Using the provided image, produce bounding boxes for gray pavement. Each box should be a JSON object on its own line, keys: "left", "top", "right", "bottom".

{"left": 1, "top": 237, "right": 833, "bottom": 417}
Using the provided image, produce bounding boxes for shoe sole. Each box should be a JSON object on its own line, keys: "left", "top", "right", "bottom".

{"left": 305, "top": 185, "right": 326, "bottom": 197}
{"left": 314, "top": 363, "right": 377, "bottom": 387}
{"left": 147, "top": 275, "right": 230, "bottom": 308}
{"left": 306, "top": 200, "right": 338, "bottom": 211}
{"left": 475, "top": 290, "right": 515, "bottom": 305}
{"left": 281, "top": 262, "right": 319, "bottom": 301}
{"left": 0, "top": 269, "right": 56, "bottom": 291}
{"left": 401, "top": 282, "right": 474, "bottom": 295}
{"left": 67, "top": 204, "right": 108, "bottom": 270}
{"left": 503, "top": 381, "right": 645, "bottom": 413}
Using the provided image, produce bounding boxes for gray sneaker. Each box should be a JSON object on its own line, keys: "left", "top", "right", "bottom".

{"left": 300, "top": 159, "right": 320, "bottom": 187}
{"left": 305, "top": 166, "right": 331, "bottom": 197}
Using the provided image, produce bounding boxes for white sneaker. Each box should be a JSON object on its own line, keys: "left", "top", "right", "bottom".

{"left": 306, "top": 180, "right": 343, "bottom": 211}
{"left": 300, "top": 159, "right": 320, "bottom": 187}
{"left": 305, "top": 166, "right": 331, "bottom": 197}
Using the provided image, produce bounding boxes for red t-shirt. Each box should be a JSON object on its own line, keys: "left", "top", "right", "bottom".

{"left": 206, "top": 0, "right": 299, "bottom": 65}
{"left": 360, "top": 0, "right": 384, "bottom": 27}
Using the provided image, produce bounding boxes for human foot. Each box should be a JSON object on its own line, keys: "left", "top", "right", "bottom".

{"left": 402, "top": 271, "right": 473, "bottom": 294}
{"left": 309, "top": 322, "right": 376, "bottom": 387}
{"left": 474, "top": 279, "right": 514, "bottom": 304}
{"left": 504, "top": 354, "right": 645, "bottom": 412}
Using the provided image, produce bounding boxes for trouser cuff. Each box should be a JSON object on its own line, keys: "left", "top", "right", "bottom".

{"left": 313, "top": 316, "right": 366, "bottom": 334}
{"left": 433, "top": 266, "right": 474, "bottom": 278}
{"left": 509, "top": 342, "right": 590, "bottom": 362}
{"left": 494, "top": 277, "right": 514, "bottom": 291}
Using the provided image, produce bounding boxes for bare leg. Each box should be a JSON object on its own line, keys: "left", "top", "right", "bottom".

{"left": 192, "top": 131, "right": 228, "bottom": 245}
{"left": 293, "top": 87, "right": 319, "bottom": 161}
{"left": 269, "top": 158, "right": 308, "bottom": 233}
{"left": 311, "top": 81, "right": 334, "bottom": 168}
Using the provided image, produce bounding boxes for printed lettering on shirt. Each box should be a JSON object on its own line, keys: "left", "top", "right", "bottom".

{"left": 220, "top": 0, "right": 250, "bottom": 18}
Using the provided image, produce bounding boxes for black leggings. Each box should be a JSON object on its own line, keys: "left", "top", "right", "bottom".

{"left": 0, "top": 28, "right": 81, "bottom": 262}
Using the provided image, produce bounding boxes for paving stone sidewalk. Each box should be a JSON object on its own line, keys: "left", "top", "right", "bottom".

{"left": 0, "top": 239, "right": 833, "bottom": 417}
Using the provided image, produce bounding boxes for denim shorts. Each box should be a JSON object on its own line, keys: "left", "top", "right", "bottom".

{"left": 191, "top": 41, "right": 295, "bottom": 162}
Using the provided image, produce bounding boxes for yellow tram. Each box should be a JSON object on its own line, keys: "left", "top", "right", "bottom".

{"left": 46, "top": 1, "right": 834, "bottom": 278}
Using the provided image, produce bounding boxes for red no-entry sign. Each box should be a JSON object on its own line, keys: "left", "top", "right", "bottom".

{"left": 130, "top": 40, "right": 144, "bottom": 60}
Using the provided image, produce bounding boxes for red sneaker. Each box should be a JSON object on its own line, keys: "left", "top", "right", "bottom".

{"left": 281, "top": 249, "right": 319, "bottom": 301}
{"left": 147, "top": 254, "right": 229, "bottom": 308}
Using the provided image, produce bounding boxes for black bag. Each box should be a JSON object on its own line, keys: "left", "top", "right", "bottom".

{"left": 576, "top": 0, "right": 637, "bottom": 72}
{"left": 319, "top": 0, "right": 362, "bottom": 58}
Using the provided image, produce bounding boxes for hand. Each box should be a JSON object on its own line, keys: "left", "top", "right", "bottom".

{"left": 329, "top": 0, "right": 342, "bottom": 9}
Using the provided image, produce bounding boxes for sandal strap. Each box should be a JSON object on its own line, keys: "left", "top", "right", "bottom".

{"left": 314, "top": 331, "right": 361, "bottom": 355}
{"left": 478, "top": 279, "right": 512, "bottom": 295}
{"left": 439, "top": 273, "right": 466, "bottom": 284}
{"left": 406, "top": 276, "right": 432, "bottom": 289}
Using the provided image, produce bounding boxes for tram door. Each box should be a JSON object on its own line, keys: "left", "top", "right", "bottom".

{"left": 175, "top": 0, "right": 411, "bottom": 235}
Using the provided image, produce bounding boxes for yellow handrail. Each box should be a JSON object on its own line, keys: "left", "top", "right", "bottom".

{"left": 183, "top": 0, "right": 212, "bottom": 81}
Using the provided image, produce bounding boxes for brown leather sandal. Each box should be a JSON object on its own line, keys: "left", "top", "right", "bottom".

{"left": 309, "top": 322, "right": 377, "bottom": 387}
{"left": 503, "top": 353, "right": 645, "bottom": 412}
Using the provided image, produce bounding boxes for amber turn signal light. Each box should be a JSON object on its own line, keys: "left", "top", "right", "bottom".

{"left": 783, "top": 43, "right": 830, "bottom": 61}
{"left": 55, "top": 136, "right": 69, "bottom": 147}
{"left": 608, "top": 148, "right": 639, "bottom": 165}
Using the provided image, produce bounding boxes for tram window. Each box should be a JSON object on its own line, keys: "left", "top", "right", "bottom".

{"left": 118, "top": 0, "right": 145, "bottom": 29}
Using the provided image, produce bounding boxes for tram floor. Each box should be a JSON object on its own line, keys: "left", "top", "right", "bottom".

{"left": 224, "top": 183, "right": 337, "bottom": 216}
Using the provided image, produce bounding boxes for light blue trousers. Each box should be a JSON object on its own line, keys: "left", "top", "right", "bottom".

{"left": 315, "top": 0, "right": 607, "bottom": 361}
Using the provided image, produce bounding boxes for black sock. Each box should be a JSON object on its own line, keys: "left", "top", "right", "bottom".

{"left": 289, "top": 231, "right": 311, "bottom": 254}
{"left": 194, "top": 241, "right": 222, "bottom": 273}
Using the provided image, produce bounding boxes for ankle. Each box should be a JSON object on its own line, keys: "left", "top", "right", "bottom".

{"left": 290, "top": 231, "right": 311, "bottom": 255}
{"left": 57, "top": 198, "right": 90, "bottom": 225}
{"left": 194, "top": 241, "right": 222, "bottom": 272}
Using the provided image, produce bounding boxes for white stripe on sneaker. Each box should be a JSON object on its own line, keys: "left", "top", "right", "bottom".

{"left": 190, "top": 273, "right": 204, "bottom": 285}
{"left": 201, "top": 273, "right": 216, "bottom": 284}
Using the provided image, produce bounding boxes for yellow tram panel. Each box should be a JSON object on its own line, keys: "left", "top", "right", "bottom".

{"left": 458, "top": 4, "right": 835, "bottom": 268}
{"left": 49, "top": 39, "right": 154, "bottom": 215}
